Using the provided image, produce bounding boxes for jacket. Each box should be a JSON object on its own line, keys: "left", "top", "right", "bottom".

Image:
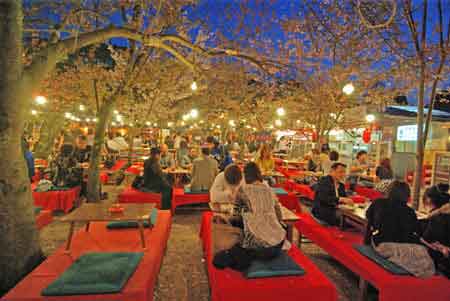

{"left": 190, "top": 155, "right": 218, "bottom": 191}
{"left": 312, "top": 175, "right": 346, "bottom": 225}
{"left": 143, "top": 158, "right": 170, "bottom": 191}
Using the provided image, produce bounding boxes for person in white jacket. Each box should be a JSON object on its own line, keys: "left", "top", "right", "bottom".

{"left": 210, "top": 164, "right": 244, "bottom": 218}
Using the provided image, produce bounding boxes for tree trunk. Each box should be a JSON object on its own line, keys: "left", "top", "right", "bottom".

{"left": 412, "top": 60, "right": 426, "bottom": 209}
{"left": 86, "top": 101, "right": 115, "bottom": 202}
{"left": 0, "top": 0, "right": 43, "bottom": 295}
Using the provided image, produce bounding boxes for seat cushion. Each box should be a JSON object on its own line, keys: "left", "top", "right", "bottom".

{"left": 354, "top": 245, "right": 412, "bottom": 275}
{"left": 41, "top": 252, "right": 143, "bottom": 296}
{"left": 272, "top": 187, "right": 288, "bottom": 195}
{"left": 184, "top": 186, "right": 209, "bottom": 194}
{"left": 244, "top": 251, "right": 305, "bottom": 279}
{"left": 107, "top": 208, "right": 158, "bottom": 229}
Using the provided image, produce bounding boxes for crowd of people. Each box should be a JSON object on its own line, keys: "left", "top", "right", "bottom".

{"left": 27, "top": 129, "right": 449, "bottom": 278}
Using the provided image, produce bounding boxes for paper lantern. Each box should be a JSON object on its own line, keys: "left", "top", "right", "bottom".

{"left": 362, "top": 128, "right": 371, "bottom": 143}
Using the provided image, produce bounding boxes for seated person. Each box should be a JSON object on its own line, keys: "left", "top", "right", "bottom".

{"left": 213, "top": 162, "right": 288, "bottom": 271}
{"left": 190, "top": 147, "right": 218, "bottom": 191}
{"left": 210, "top": 164, "right": 243, "bottom": 220}
{"left": 176, "top": 140, "right": 191, "bottom": 168}
{"left": 365, "top": 181, "right": 435, "bottom": 278}
{"left": 348, "top": 150, "right": 370, "bottom": 189}
{"left": 312, "top": 162, "right": 353, "bottom": 225}
{"left": 50, "top": 144, "right": 82, "bottom": 188}
{"left": 424, "top": 183, "right": 450, "bottom": 218}
{"left": 73, "top": 135, "right": 92, "bottom": 164}
{"left": 255, "top": 144, "right": 275, "bottom": 173}
{"left": 159, "top": 143, "right": 175, "bottom": 170}
{"left": 143, "top": 147, "right": 172, "bottom": 210}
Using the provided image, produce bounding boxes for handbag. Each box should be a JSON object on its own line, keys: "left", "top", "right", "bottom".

{"left": 211, "top": 221, "right": 242, "bottom": 256}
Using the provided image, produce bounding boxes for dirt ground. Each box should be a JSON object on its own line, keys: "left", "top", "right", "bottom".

{"left": 39, "top": 185, "right": 376, "bottom": 301}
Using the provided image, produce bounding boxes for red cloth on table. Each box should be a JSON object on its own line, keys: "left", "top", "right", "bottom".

{"left": 172, "top": 188, "right": 210, "bottom": 213}
{"left": 350, "top": 195, "right": 366, "bottom": 204}
{"left": 277, "top": 192, "right": 301, "bottom": 213}
{"left": 118, "top": 187, "right": 161, "bottom": 208}
{"left": 287, "top": 181, "right": 315, "bottom": 200}
{"left": 276, "top": 167, "right": 304, "bottom": 179}
{"left": 355, "top": 185, "right": 383, "bottom": 201}
{"left": 199, "top": 212, "right": 337, "bottom": 301}
{"left": 36, "top": 210, "right": 53, "bottom": 230}
{"left": 2, "top": 210, "right": 172, "bottom": 301}
{"left": 125, "top": 165, "right": 142, "bottom": 175}
{"left": 295, "top": 213, "right": 450, "bottom": 301}
{"left": 111, "top": 160, "right": 127, "bottom": 171}
{"left": 32, "top": 185, "right": 81, "bottom": 213}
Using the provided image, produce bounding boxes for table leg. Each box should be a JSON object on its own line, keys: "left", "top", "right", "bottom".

{"left": 358, "top": 277, "right": 368, "bottom": 301}
{"left": 85, "top": 222, "right": 90, "bottom": 232}
{"left": 138, "top": 221, "right": 146, "bottom": 249}
{"left": 65, "top": 222, "right": 75, "bottom": 251}
{"left": 286, "top": 224, "right": 294, "bottom": 242}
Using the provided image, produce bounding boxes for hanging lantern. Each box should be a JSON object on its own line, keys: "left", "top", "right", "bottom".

{"left": 362, "top": 128, "right": 371, "bottom": 143}
{"left": 311, "top": 131, "right": 318, "bottom": 141}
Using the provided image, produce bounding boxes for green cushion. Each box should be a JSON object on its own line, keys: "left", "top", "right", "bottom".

{"left": 272, "top": 187, "right": 288, "bottom": 195}
{"left": 42, "top": 252, "right": 143, "bottom": 296}
{"left": 107, "top": 208, "right": 158, "bottom": 229}
{"left": 244, "top": 251, "right": 305, "bottom": 279}
{"left": 354, "top": 245, "right": 412, "bottom": 275}
{"left": 34, "top": 207, "right": 42, "bottom": 215}
{"left": 184, "top": 187, "right": 209, "bottom": 194}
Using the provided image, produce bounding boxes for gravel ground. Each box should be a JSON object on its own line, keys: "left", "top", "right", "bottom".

{"left": 39, "top": 185, "right": 377, "bottom": 301}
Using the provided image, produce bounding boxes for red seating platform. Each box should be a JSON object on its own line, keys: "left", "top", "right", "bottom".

{"left": 36, "top": 210, "right": 53, "bottom": 230}
{"left": 118, "top": 186, "right": 161, "bottom": 208}
{"left": 2, "top": 210, "right": 172, "bottom": 301}
{"left": 200, "top": 212, "right": 337, "bottom": 301}
{"left": 33, "top": 186, "right": 81, "bottom": 213}
{"left": 354, "top": 185, "right": 383, "bottom": 201}
{"left": 295, "top": 213, "right": 450, "bottom": 301}
{"left": 172, "top": 188, "right": 210, "bottom": 213}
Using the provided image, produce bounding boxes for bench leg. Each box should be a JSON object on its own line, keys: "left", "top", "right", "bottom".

{"left": 138, "top": 221, "right": 146, "bottom": 249}
{"left": 65, "top": 222, "right": 75, "bottom": 251}
{"left": 358, "top": 277, "right": 368, "bottom": 301}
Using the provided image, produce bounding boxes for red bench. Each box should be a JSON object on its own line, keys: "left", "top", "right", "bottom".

{"left": 354, "top": 185, "right": 384, "bottom": 201}
{"left": 172, "top": 188, "right": 210, "bottom": 213}
{"left": 2, "top": 210, "right": 172, "bottom": 301}
{"left": 36, "top": 210, "right": 53, "bottom": 230}
{"left": 118, "top": 186, "right": 161, "bottom": 208}
{"left": 33, "top": 186, "right": 81, "bottom": 213}
{"left": 200, "top": 212, "right": 337, "bottom": 301}
{"left": 295, "top": 213, "right": 450, "bottom": 301}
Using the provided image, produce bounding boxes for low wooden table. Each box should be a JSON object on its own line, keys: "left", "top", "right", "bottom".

{"left": 280, "top": 205, "right": 300, "bottom": 242}
{"left": 164, "top": 168, "right": 190, "bottom": 187}
{"left": 60, "top": 203, "right": 155, "bottom": 250}
{"left": 263, "top": 171, "right": 286, "bottom": 184}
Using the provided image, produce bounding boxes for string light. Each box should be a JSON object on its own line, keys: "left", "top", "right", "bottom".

{"left": 275, "top": 119, "right": 282, "bottom": 127}
{"left": 113, "top": 110, "right": 119, "bottom": 114}
{"left": 168, "top": 122, "right": 174, "bottom": 127}
{"left": 31, "top": 110, "right": 37, "bottom": 115}
{"left": 229, "top": 120, "right": 236, "bottom": 127}
{"left": 145, "top": 121, "right": 151, "bottom": 126}
{"left": 343, "top": 83, "right": 355, "bottom": 95}
{"left": 366, "top": 114, "right": 375, "bottom": 123}
{"left": 190, "top": 109, "right": 199, "bottom": 119}
{"left": 276, "top": 107, "right": 286, "bottom": 116}
{"left": 35, "top": 96, "right": 47, "bottom": 105}
{"left": 65, "top": 112, "right": 72, "bottom": 118}
{"left": 191, "top": 81, "right": 198, "bottom": 91}
{"left": 79, "top": 104, "right": 85, "bottom": 111}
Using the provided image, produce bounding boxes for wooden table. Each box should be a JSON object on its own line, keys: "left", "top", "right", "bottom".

{"left": 263, "top": 171, "right": 286, "bottom": 184}
{"left": 60, "top": 203, "right": 155, "bottom": 250}
{"left": 339, "top": 204, "right": 429, "bottom": 233}
{"left": 280, "top": 205, "right": 300, "bottom": 242}
{"left": 164, "top": 168, "right": 190, "bottom": 187}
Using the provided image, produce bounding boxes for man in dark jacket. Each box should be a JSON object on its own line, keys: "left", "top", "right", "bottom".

{"left": 312, "top": 162, "right": 353, "bottom": 225}
{"left": 143, "top": 147, "right": 172, "bottom": 210}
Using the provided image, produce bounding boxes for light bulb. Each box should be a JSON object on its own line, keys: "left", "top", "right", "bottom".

{"left": 35, "top": 96, "right": 47, "bottom": 105}
{"left": 191, "top": 81, "right": 198, "bottom": 91}
{"left": 31, "top": 110, "right": 37, "bottom": 115}
{"left": 276, "top": 107, "right": 285, "bottom": 116}
{"left": 79, "top": 104, "right": 85, "bottom": 111}
{"left": 343, "top": 83, "right": 355, "bottom": 95}
{"left": 190, "top": 109, "right": 199, "bottom": 119}
{"left": 366, "top": 114, "right": 375, "bottom": 123}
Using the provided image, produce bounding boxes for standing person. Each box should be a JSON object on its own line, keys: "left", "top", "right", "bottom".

{"left": 177, "top": 140, "right": 191, "bottom": 168}
{"left": 164, "top": 135, "right": 174, "bottom": 149}
{"left": 190, "top": 147, "right": 218, "bottom": 191}
{"left": 143, "top": 147, "right": 172, "bottom": 210}
{"left": 348, "top": 150, "right": 370, "bottom": 189}
{"left": 22, "top": 138, "right": 35, "bottom": 182}
{"left": 213, "top": 162, "right": 289, "bottom": 271}
{"left": 133, "top": 135, "right": 143, "bottom": 147}
{"left": 319, "top": 149, "right": 331, "bottom": 174}
{"left": 376, "top": 158, "right": 394, "bottom": 180}
{"left": 86, "top": 128, "right": 94, "bottom": 147}
{"left": 312, "top": 162, "right": 353, "bottom": 225}
{"left": 159, "top": 144, "right": 175, "bottom": 170}
{"left": 306, "top": 149, "right": 320, "bottom": 172}
{"left": 173, "top": 133, "right": 182, "bottom": 150}
{"left": 276, "top": 136, "right": 289, "bottom": 154}
{"left": 247, "top": 134, "right": 258, "bottom": 154}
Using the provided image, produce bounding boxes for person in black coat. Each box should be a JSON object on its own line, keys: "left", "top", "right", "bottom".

{"left": 364, "top": 181, "right": 419, "bottom": 245}
{"left": 143, "top": 147, "right": 172, "bottom": 210}
{"left": 312, "top": 162, "right": 353, "bottom": 225}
